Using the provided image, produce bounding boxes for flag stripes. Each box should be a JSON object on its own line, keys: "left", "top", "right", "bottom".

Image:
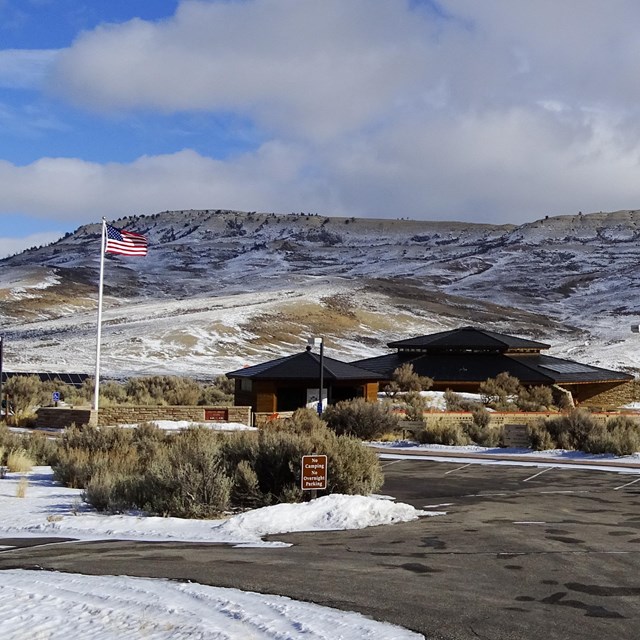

{"left": 105, "top": 224, "right": 148, "bottom": 256}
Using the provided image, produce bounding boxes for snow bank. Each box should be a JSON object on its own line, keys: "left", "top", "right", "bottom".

{"left": 0, "top": 467, "right": 437, "bottom": 546}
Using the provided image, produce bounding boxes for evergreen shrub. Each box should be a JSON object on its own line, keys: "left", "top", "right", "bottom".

{"left": 583, "top": 416, "right": 640, "bottom": 456}
{"left": 55, "top": 416, "right": 383, "bottom": 517}
{"left": 416, "top": 423, "right": 471, "bottom": 446}
{"left": 323, "top": 398, "right": 400, "bottom": 440}
{"left": 527, "top": 421, "right": 555, "bottom": 450}
{"left": 543, "top": 409, "right": 598, "bottom": 450}
{"left": 463, "top": 408, "right": 502, "bottom": 446}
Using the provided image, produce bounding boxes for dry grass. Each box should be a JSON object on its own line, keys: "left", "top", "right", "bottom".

{"left": 163, "top": 329, "right": 200, "bottom": 351}
{"left": 6, "top": 449, "right": 35, "bottom": 473}
{"left": 1, "top": 267, "right": 96, "bottom": 322}
{"left": 377, "top": 431, "right": 402, "bottom": 442}
{"left": 243, "top": 299, "right": 407, "bottom": 347}
{"left": 15, "top": 477, "right": 28, "bottom": 499}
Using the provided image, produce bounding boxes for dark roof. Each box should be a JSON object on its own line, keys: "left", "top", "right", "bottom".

{"left": 349, "top": 352, "right": 418, "bottom": 377}
{"left": 352, "top": 352, "right": 633, "bottom": 385}
{"left": 388, "top": 326, "right": 550, "bottom": 352}
{"left": 227, "top": 350, "right": 384, "bottom": 381}
{"left": 509, "top": 354, "right": 634, "bottom": 384}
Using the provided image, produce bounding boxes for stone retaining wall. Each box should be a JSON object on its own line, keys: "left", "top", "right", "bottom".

{"left": 97, "top": 405, "right": 251, "bottom": 427}
{"left": 420, "top": 410, "right": 639, "bottom": 429}
{"left": 35, "top": 407, "right": 97, "bottom": 429}
{"left": 35, "top": 405, "right": 251, "bottom": 429}
{"left": 578, "top": 381, "right": 637, "bottom": 409}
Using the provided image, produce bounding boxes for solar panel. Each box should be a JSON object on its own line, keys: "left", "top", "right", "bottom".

{"left": 1, "top": 372, "right": 90, "bottom": 388}
{"left": 539, "top": 362, "right": 597, "bottom": 374}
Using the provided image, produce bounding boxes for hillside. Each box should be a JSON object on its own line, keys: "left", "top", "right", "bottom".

{"left": 2, "top": 208, "right": 640, "bottom": 378}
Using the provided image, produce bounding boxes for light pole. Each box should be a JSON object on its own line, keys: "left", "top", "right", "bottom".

{"left": 307, "top": 337, "right": 324, "bottom": 416}
{"left": 0, "top": 336, "right": 3, "bottom": 420}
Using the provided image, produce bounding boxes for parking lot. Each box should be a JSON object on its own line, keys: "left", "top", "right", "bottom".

{"left": 1, "top": 458, "right": 639, "bottom": 639}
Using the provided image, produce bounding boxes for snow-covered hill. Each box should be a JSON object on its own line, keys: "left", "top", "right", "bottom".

{"left": 3, "top": 208, "right": 640, "bottom": 377}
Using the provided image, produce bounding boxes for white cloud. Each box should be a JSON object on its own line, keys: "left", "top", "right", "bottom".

{"left": 0, "top": 230, "right": 62, "bottom": 258}
{"left": 0, "top": 48, "right": 58, "bottom": 89}
{"left": 2, "top": 0, "right": 640, "bottom": 226}
{"left": 0, "top": 146, "right": 321, "bottom": 219}
{"left": 1, "top": 104, "right": 640, "bottom": 227}
{"left": 50, "top": 0, "right": 436, "bottom": 139}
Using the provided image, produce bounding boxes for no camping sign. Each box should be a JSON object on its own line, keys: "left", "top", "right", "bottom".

{"left": 301, "top": 455, "right": 328, "bottom": 491}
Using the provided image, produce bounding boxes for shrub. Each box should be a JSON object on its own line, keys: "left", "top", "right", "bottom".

{"left": 198, "top": 375, "right": 235, "bottom": 406}
{"left": 443, "top": 389, "right": 482, "bottom": 412}
{"left": 139, "top": 428, "right": 232, "bottom": 517}
{"left": 83, "top": 470, "right": 121, "bottom": 512}
{"left": 97, "top": 375, "right": 235, "bottom": 407}
{"left": 62, "top": 421, "right": 383, "bottom": 516}
{"left": 4, "top": 375, "right": 46, "bottom": 418}
{"left": 472, "top": 407, "right": 491, "bottom": 429}
{"left": 98, "top": 381, "right": 128, "bottom": 405}
{"left": 21, "top": 431, "right": 58, "bottom": 465}
{"left": 463, "top": 408, "right": 502, "bottom": 446}
{"left": 403, "top": 392, "right": 428, "bottom": 421}
{"left": 327, "top": 435, "right": 383, "bottom": 495}
{"left": 416, "top": 423, "right": 471, "bottom": 446}
{"left": 232, "top": 460, "right": 263, "bottom": 509}
{"left": 52, "top": 424, "right": 142, "bottom": 488}
{"left": 285, "top": 407, "right": 326, "bottom": 434}
{"left": 123, "top": 376, "right": 202, "bottom": 406}
{"left": 479, "top": 372, "right": 522, "bottom": 410}
{"left": 544, "top": 409, "right": 598, "bottom": 450}
{"left": 251, "top": 428, "right": 310, "bottom": 504}
{"left": 16, "top": 477, "right": 28, "bottom": 498}
{"left": 527, "top": 422, "right": 556, "bottom": 450}
{"left": 383, "top": 364, "right": 433, "bottom": 397}
{"left": 516, "top": 386, "right": 554, "bottom": 412}
{"left": 0, "top": 424, "right": 23, "bottom": 457}
{"left": 6, "top": 449, "right": 34, "bottom": 473}
{"left": 323, "top": 398, "right": 400, "bottom": 441}
{"left": 584, "top": 416, "right": 640, "bottom": 456}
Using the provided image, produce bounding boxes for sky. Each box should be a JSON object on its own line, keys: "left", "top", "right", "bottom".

{"left": 4, "top": 1, "right": 640, "bottom": 257}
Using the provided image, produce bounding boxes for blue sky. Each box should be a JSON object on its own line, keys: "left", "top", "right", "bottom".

{"left": 3, "top": 0, "right": 640, "bottom": 257}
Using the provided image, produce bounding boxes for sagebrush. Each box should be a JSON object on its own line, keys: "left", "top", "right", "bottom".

{"left": 54, "top": 412, "right": 383, "bottom": 517}
{"left": 323, "top": 398, "right": 400, "bottom": 440}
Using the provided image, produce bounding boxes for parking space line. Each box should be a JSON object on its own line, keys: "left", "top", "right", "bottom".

{"left": 444, "top": 464, "right": 471, "bottom": 475}
{"left": 381, "top": 460, "right": 402, "bottom": 468}
{"left": 522, "top": 467, "right": 553, "bottom": 482}
{"left": 539, "top": 490, "right": 579, "bottom": 494}
{"left": 613, "top": 477, "right": 640, "bottom": 491}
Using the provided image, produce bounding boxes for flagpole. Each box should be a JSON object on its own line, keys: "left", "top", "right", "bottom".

{"left": 93, "top": 218, "right": 107, "bottom": 412}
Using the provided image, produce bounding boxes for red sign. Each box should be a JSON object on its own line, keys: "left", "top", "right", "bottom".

{"left": 301, "top": 455, "right": 328, "bottom": 491}
{"left": 204, "top": 408, "right": 228, "bottom": 422}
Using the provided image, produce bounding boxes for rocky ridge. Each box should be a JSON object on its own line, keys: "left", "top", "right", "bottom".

{"left": 2, "top": 208, "right": 640, "bottom": 377}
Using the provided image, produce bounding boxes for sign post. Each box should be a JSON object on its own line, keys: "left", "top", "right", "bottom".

{"left": 52, "top": 391, "right": 60, "bottom": 407}
{"left": 301, "top": 454, "right": 327, "bottom": 499}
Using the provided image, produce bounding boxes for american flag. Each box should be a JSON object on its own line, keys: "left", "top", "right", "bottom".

{"left": 105, "top": 224, "right": 148, "bottom": 256}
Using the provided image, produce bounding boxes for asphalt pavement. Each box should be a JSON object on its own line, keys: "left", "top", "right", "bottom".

{"left": 1, "top": 460, "right": 639, "bottom": 640}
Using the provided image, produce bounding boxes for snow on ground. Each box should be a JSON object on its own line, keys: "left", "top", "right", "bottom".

{"left": 117, "top": 419, "right": 257, "bottom": 431}
{"left": 0, "top": 467, "right": 436, "bottom": 545}
{"left": 3, "top": 434, "right": 638, "bottom": 639}
{"left": 0, "top": 466, "right": 434, "bottom": 639}
{"left": 0, "top": 570, "right": 423, "bottom": 640}
{"left": 378, "top": 389, "right": 482, "bottom": 410}
{"left": 374, "top": 442, "right": 640, "bottom": 474}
